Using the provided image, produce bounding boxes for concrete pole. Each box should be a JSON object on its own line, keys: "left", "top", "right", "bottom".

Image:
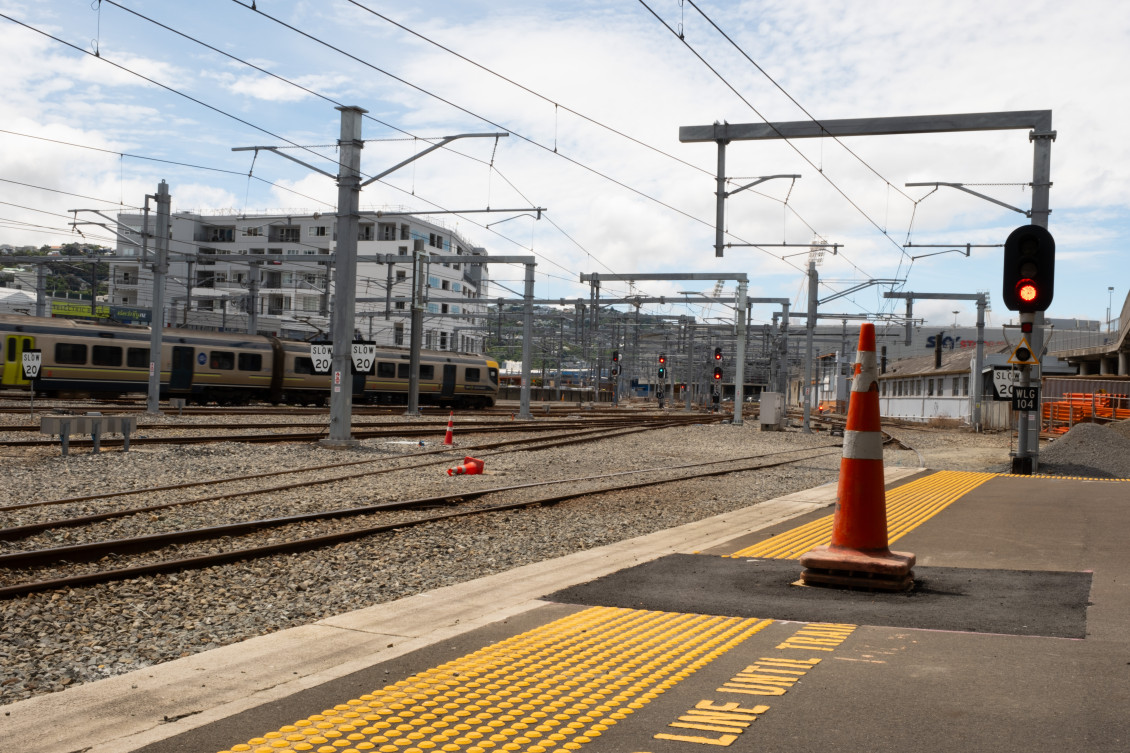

{"left": 323, "top": 105, "right": 366, "bottom": 447}
{"left": 384, "top": 262, "right": 393, "bottom": 321}
{"left": 685, "top": 321, "right": 695, "bottom": 412}
{"left": 714, "top": 139, "right": 727, "bottom": 258}
{"left": 35, "top": 263, "right": 46, "bottom": 317}
{"left": 556, "top": 317, "right": 564, "bottom": 402}
{"left": 1025, "top": 126, "right": 1055, "bottom": 471}
{"left": 803, "top": 261, "right": 817, "bottom": 433}
{"left": 247, "top": 262, "right": 260, "bottom": 335}
{"left": 519, "top": 261, "right": 535, "bottom": 418}
{"left": 972, "top": 295, "right": 986, "bottom": 431}
{"left": 733, "top": 280, "right": 747, "bottom": 425}
{"left": 146, "top": 180, "right": 170, "bottom": 414}
{"left": 779, "top": 302, "right": 791, "bottom": 395}
{"left": 406, "top": 239, "right": 425, "bottom": 416}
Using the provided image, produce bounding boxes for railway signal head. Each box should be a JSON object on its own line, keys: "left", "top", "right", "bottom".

{"left": 658, "top": 353, "right": 666, "bottom": 365}
{"left": 612, "top": 350, "right": 619, "bottom": 362}
{"left": 714, "top": 347, "right": 722, "bottom": 361}
{"left": 713, "top": 366, "right": 722, "bottom": 381}
{"left": 1003, "top": 224, "right": 1055, "bottom": 313}
{"left": 658, "top": 366, "right": 666, "bottom": 378}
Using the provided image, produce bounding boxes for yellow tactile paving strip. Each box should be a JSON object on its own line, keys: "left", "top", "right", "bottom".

{"left": 726, "top": 470, "right": 999, "bottom": 560}
{"left": 218, "top": 607, "right": 773, "bottom": 753}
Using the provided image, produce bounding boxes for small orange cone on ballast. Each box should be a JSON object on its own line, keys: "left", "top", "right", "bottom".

{"left": 447, "top": 456, "right": 484, "bottom": 476}
{"left": 443, "top": 411, "right": 454, "bottom": 445}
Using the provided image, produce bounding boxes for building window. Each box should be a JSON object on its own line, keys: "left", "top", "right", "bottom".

{"left": 927, "top": 379, "right": 934, "bottom": 396}
{"left": 398, "top": 246, "right": 408, "bottom": 256}
{"left": 309, "top": 226, "right": 328, "bottom": 237}
{"left": 378, "top": 223, "right": 397, "bottom": 241}
{"left": 441, "top": 303, "right": 449, "bottom": 314}
{"left": 394, "top": 323, "right": 404, "bottom": 345}
{"left": 400, "top": 224, "right": 410, "bottom": 240}
{"left": 441, "top": 280, "right": 450, "bottom": 290}
{"left": 439, "top": 332, "right": 448, "bottom": 350}
{"left": 242, "top": 226, "right": 263, "bottom": 237}
{"left": 206, "top": 226, "right": 234, "bottom": 242}
{"left": 396, "top": 270, "right": 407, "bottom": 281}
{"left": 275, "top": 227, "right": 300, "bottom": 243}
{"left": 429, "top": 232, "right": 444, "bottom": 249}
{"left": 963, "top": 376, "right": 970, "bottom": 396}
{"left": 358, "top": 223, "right": 374, "bottom": 241}
{"left": 395, "top": 301, "right": 405, "bottom": 310}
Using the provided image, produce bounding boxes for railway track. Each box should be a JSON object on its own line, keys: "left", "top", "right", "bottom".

{"left": 0, "top": 442, "right": 842, "bottom": 599}
{"left": 0, "top": 413, "right": 709, "bottom": 449}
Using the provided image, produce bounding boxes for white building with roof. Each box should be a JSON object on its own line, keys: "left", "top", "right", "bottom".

{"left": 108, "top": 209, "right": 490, "bottom": 352}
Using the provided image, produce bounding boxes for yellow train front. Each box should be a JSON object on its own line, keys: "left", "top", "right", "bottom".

{"left": 1, "top": 314, "right": 498, "bottom": 408}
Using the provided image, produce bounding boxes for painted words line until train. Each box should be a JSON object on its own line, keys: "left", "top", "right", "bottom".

{"left": 653, "top": 622, "right": 856, "bottom": 747}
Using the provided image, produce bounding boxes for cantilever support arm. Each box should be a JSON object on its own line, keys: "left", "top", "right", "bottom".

{"left": 906, "top": 182, "right": 1033, "bottom": 217}
{"left": 725, "top": 174, "right": 801, "bottom": 198}
{"left": 232, "top": 146, "right": 336, "bottom": 179}
{"left": 361, "top": 132, "right": 509, "bottom": 187}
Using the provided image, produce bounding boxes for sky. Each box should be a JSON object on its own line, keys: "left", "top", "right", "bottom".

{"left": 1, "top": 0, "right": 1127, "bottom": 333}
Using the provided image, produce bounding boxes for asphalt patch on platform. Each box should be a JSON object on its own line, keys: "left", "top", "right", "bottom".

{"left": 545, "top": 553, "right": 1091, "bottom": 639}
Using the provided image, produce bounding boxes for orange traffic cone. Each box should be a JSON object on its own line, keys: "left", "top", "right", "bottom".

{"left": 443, "top": 411, "right": 454, "bottom": 445}
{"left": 799, "top": 323, "right": 915, "bottom": 591}
{"left": 447, "top": 456, "right": 484, "bottom": 476}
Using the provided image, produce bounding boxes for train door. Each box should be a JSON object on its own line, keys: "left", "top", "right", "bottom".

{"left": 2, "top": 334, "right": 35, "bottom": 387}
{"left": 441, "top": 364, "right": 457, "bottom": 400}
{"left": 170, "top": 346, "right": 194, "bottom": 391}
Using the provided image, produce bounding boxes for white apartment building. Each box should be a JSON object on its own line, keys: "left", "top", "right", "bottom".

{"left": 109, "top": 209, "right": 490, "bottom": 352}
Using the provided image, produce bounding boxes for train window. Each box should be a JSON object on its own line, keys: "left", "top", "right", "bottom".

{"left": 397, "top": 363, "right": 409, "bottom": 379}
{"left": 92, "top": 345, "right": 123, "bottom": 367}
{"left": 55, "top": 343, "right": 87, "bottom": 365}
{"left": 238, "top": 353, "right": 263, "bottom": 371}
{"left": 488, "top": 367, "right": 499, "bottom": 384}
{"left": 210, "top": 351, "right": 235, "bottom": 370}
{"left": 419, "top": 365, "right": 434, "bottom": 380}
{"left": 127, "top": 347, "right": 149, "bottom": 368}
{"left": 377, "top": 362, "right": 396, "bottom": 378}
{"left": 295, "top": 357, "right": 315, "bottom": 375}
{"left": 465, "top": 368, "right": 480, "bottom": 383}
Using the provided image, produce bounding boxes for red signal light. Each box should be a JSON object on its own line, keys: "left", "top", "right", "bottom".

{"left": 713, "top": 367, "right": 722, "bottom": 381}
{"left": 1016, "top": 279, "right": 1038, "bottom": 304}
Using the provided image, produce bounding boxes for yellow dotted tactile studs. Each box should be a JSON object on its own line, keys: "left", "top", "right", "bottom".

{"left": 217, "top": 607, "right": 771, "bottom": 753}
{"left": 728, "top": 469, "right": 999, "bottom": 559}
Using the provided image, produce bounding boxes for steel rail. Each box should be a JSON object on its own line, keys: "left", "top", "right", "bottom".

{"left": 0, "top": 445, "right": 842, "bottom": 598}
{"left": 0, "top": 415, "right": 700, "bottom": 449}
{"left": 0, "top": 413, "right": 723, "bottom": 524}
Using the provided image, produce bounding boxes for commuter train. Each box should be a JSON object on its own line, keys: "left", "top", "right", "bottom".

{"left": 0, "top": 314, "right": 498, "bottom": 408}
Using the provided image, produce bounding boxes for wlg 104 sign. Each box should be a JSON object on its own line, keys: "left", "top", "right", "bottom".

{"left": 309, "top": 343, "right": 332, "bottom": 374}
{"left": 351, "top": 341, "right": 376, "bottom": 374}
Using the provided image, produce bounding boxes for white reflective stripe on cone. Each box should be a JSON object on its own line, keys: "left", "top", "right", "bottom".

{"left": 851, "top": 352, "right": 878, "bottom": 392}
{"left": 843, "top": 429, "right": 884, "bottom": 460}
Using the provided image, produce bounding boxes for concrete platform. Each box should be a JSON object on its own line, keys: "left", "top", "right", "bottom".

{"left": 3, "top": 467, "right": 1128, "bottom": 753}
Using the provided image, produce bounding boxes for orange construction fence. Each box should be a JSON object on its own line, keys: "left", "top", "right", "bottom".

{"left": 1042, "top": 392, "right": 1130, "bottom": 434}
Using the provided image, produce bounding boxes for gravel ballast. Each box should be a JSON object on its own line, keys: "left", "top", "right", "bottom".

{"left": 0, "top": 411, "right": 1125, "bottom": 707}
